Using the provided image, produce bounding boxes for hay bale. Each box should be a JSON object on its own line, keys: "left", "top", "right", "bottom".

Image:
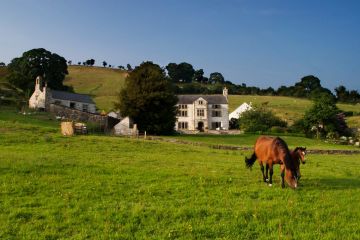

{"left": 61, "top": 121, "right": 74, "bottom": 136}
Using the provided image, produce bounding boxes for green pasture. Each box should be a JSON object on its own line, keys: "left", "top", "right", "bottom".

{"left": 1, "top": 109, "right": 360, "bottom": 239}
{"left": 228, "top": 95, "right": 360, "bottom": 128}
{"left": 164, "top": 134, "right": 359, "bottom": 150}
{"left": 2, "top": 66, "right": 360, "bottom": 127}
{"left": 64, "top": 66, "right": 127, "bottom": 111}
{"left": 0, "top": 67, "right": 9, "bottom": 82}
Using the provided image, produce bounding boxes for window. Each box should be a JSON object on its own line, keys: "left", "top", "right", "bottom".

{"left": 198, "top": 100, "right": 203, "bottom": 105}
{"left": 177, "top": 110, "right": 188, "bottom": 117}
{"left": 82, "top": 104, "right": 88, "bottom": 112}
{"left": 179, "top": 104, "right": 187, "bottom": 109}
{"left": 197, "top": 109, "right": 204, "bottom": 117}
{"left": 70, "top": 102, "right": 76, "bottom": 108}
{"left": 212, "top": 104, "right": 220, "bottom": 109}
{"left": 178, "top": 122, "right": 188, "bottom": 129}
{"left": 212, "top": 110, "right": 222, "bottom": 117}
{"left": 211, "top": 122, "right": 222, "bottom": 130}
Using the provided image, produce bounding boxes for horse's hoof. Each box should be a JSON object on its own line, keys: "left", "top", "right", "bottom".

{"left": 269, "top": 184, "right": 272, "bottom": 187}
{"left": 266, "top": 178, "right": 269, "bottom": 182}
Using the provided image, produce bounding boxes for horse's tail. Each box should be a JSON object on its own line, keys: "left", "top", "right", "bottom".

{"left": 245, "top": 152, "right": 257, "bottom": 168}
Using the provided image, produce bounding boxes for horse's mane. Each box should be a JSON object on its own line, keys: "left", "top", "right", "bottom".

{"left": 273, "top": 137, "right": 296, "bottom": 171}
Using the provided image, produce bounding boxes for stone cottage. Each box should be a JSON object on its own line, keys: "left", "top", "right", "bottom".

{"left": 175, "top": 87, "right": 229, "bottom": 132}
{"left": 29, "top": 76, "right": 96, "bottom": 113}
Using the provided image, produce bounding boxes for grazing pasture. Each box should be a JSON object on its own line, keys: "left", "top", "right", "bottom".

{"left": 166, "top": 134, "right": 359, "bottom": 150}
{"left": 0, "top": 109, "right": 360, "bottom": 239}
{"left": 64, "top": 66, "right": 127, "bottom": 111}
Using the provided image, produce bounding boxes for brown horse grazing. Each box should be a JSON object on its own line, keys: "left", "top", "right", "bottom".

{"left": 245, "top": 136, "right": 305, "bottom": 189}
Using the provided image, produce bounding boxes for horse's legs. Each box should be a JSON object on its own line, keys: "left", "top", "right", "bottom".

{"left": 268, "top": 164, "right": 274, "bottom": 186}
{"left": 260, "top": 163, "right": 266, "bottom": 182}
{"left": 280, "top": 164, "right": 285, "bottom": 188}
{"left": 265, "top": 164, "right": 269, "bottom": 182}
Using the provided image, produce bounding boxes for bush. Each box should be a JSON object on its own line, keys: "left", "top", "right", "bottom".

{"left": 239, "top": 106, "right": 287, "bottom": 132}
{"left": 270, "top": 126, "right": 286, "bottom": 133}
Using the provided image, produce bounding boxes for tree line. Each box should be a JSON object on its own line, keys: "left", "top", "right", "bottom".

{"left": 3, "top": 48, "right": 360, "bottom": 105}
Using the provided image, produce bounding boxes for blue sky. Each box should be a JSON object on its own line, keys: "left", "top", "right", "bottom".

{"left": 1, "top": 0, "right": 360, "bottom": 91}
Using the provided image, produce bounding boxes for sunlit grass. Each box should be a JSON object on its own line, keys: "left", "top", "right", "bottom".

{"left": 1, "top": 108, "right": 360, "bottom": 239}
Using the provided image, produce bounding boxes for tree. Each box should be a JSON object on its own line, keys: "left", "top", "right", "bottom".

{"left": 127, "top": 64, "right": 133, "bottom": 71}
{"left": 118, "top": 65, "right": 125, "bottom": 70}
{"left": 67, "top": 60, "right": 72, "bottom": 65}
{"left": 7, "top": 48, "right": 68, "bottom": 91}
{"left": 90, "top": 59, "right": 95, "bottom": 66}
{"left": 115, "top": 61, "right": 178, "bottom": 135}
{"left": 209, "top": 72, "right": 225, "bottom": 84}
{"left": 166, "top": 62, "right": 195, "bottom": 83}
{"left": 335, "top": 85, "right": 360, "bottom": 103}
{"left": 0, "top": 62, "right": 5, "bottom": 66}
{"left": 239, "top": 106, "right": 287, "bottom": 132}
{"left": 193, "top": 69, "right": 204, "bottom": 83}
{"left": 77, "top": 62, "right": 81, "bottom": 65}
{"left": 102, "top": 61, "right": 107, "bottom": 67}
{"left": 302, "top": 93, "right": 349, "bottom": 138}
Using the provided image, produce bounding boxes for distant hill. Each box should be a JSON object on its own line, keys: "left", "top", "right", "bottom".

{"left": 62, "top": 66, "right": 360, "bottom": 128}
{"left": 0, "top": 67, "right": 9, "bottom": 82}
{"left": 2, "top": 65, "right": 360, "bottom": 128}
{"left": 64, "top": 66, "right": 128, "bottom": 111}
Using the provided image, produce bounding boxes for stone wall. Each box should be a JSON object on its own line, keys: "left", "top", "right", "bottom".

{"left": 49, "top": 104, "right": 108, "bottom": 128}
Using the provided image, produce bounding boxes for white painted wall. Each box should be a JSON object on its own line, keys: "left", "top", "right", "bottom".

{"left": 114, "top": 117, "right": 133, "bottom": 135}
{"left": 175, "top": 99, "right": 229, "bottom": 131}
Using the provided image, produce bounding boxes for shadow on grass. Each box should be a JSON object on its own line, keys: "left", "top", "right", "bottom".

{"left": 301, "top": 178, "right": 360, "bottom": 190}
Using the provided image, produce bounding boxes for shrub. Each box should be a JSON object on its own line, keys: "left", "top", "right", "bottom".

{"left": 238, "top": 106, "right": 287, "bottom": 132}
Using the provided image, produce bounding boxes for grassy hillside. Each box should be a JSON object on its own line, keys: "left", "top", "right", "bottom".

{"left": 228, "top": 95, "right": 360, "bottom": 127}
{"left": 64, "top": 66, "right": 128, "bottom": 111}
{"left": 2, "top": 65, "right": 360, "bottom": 127}
{"left": 1, "top": 108, "right": 360, "bottom": 239}
{"left": 0, "top": 67, "right": 9, "bottom": 82}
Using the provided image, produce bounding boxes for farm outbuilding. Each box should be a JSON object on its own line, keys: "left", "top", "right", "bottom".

{"left": 229, "top": 102, "right": 252, "bottom": 119}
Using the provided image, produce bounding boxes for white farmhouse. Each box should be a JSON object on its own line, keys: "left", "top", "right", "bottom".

{"left": 29, "top": 76, "right": 96, "bottom": 113}
{"left": 229, "top": 102, "right": 252, "bottom": 119}
{"left": 175, "top": 87, "right": 229, "bottom": 132}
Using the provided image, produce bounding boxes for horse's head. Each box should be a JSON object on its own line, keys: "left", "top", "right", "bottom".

{"left": 291, "top": 147, "right": 307, "bottom": 181}
{"left": 294, "top": 147, "right": 307, "bottom": 164}
{"left": 285, "top": 168, "right": 299, "bottom": 189}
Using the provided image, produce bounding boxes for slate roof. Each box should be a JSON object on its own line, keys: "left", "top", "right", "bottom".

{"left": 177, "top": 95, "right": 228, "bottom": 104}
{"left": 51, "top": 90, "right": 95, "bottom": 104}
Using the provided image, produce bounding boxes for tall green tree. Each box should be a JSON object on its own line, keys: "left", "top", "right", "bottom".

{"left": 115, "top": 61, "right": 178, "bottom": 135}
{"left": 301, "top": 93, "right": 349, "bottom": 138}
{"left": 7, "top": 48, "right": 68, "bottom": 91}
{"left": 209, "top": 72, "right": 225, "bottom": 84}
{"left": 166, "top": 62, "right": 195, "bottom": 83}
{"left": 193, "top": 69, "right": 204, "bottom": 82}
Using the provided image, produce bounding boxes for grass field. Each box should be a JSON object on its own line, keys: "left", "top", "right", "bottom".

{"left": 64, "top": 66, "right": 128, "bottom": 111}
{"left": 1, "top": 108, "right": 360, "bottom": 239}
{"left": 0, "top": 67, "right": 9, "bottom": 82}
{"left": 164, "top": 134, "right": 360, "bottom": 150}
{"left": 1, "top": 66, "right": 360, "bottom": 127}
{"left": 228, "top": 95, "right": 360, "bottom": 127}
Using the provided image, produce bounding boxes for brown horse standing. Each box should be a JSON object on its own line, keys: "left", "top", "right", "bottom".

{"left": 245, "top": 136, "right": 305, "bottom": 188}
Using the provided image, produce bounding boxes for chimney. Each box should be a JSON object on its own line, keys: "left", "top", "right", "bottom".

{"left": 35, "top": 76, "right": 42, "bottom": 91}
{"left": 223, "top": 86, "right": 228, "bottom": 99}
